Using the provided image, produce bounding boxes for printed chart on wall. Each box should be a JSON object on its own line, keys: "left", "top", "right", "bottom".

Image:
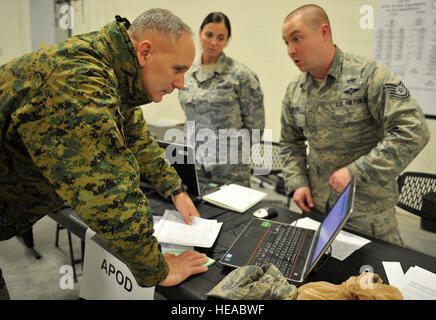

{"left": 373, "top": 0, "right": 436, "bottom": 118}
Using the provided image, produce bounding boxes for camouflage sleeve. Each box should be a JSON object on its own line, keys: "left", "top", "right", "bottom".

{"left": 279, "top": 82, "right": 310, "bottom": 195}
{"left": 347, "top": 64, "right": 430, "bottom": 184}
{"left": 238, "top": 69, "right": 265, "bottom": 134}
{"left": 121, "top": 106, "right": 182, "bottom": 198}
{"left": 17, "top": 85, "right": 169, "bottom": 287}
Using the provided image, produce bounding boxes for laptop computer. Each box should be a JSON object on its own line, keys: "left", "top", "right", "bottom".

{"left": 156, "top": 140, "right": 220, "bottom": 197}
{"left": 220, "top": 176, "right": 356, "bottom": 284}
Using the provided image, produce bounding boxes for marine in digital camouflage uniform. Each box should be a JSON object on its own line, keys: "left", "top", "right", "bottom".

{"left": 179, "top": 52, "right": 265, "bottom": 187}
{"left": 0, "top": 13, "right": 200, "bottom": 298}
{"left": 280, "top": 6, "right": 430, "bottom": 244}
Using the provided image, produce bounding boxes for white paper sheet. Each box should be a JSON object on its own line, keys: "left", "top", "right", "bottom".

{"left": 295, "top": 217, "right": 371, "bottom": 261}
{"left": 382, "top": 261, "right": 405, "bottom": 288}
{"left": 153, "top": 210, "right": 222, "bottom": 247}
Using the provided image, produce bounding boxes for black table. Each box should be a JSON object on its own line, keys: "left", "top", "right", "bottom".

{"left": 49, "top": 191, "right": 436, "bottom": 300}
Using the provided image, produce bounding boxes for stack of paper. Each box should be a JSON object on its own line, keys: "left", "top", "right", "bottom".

{"left": 400, "top": 266, "right": 436, "bottom": 300}
{"left": 202, "top": 183, "right": 267, "bottom": 213}
{"left": 295, "top": 217, "right": 371, "bottom": 261}
{"left": 383, "top": 262, "right": 436, "bottom": 300}
{"left": 153, "top": 210, "right": 222, "bottom": 248}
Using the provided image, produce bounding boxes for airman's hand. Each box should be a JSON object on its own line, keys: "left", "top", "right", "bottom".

{"left": 293, "top": 186, "right": 314, "bottom": 213}
{"left": 329, "top": 167, "right": 352, "bottom": 193}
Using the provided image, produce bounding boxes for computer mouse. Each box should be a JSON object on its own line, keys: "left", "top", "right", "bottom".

{"left": 253, "top": 207, "right": 278, "bottom": 219}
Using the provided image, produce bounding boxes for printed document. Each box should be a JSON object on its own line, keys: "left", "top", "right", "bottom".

{"left": 399, "top": 266, "right": 436, "bottom": 300}
{"left": 383, "top": 262, "right": 436, "bottom": 300}
{"left": 153, "top": 210, "right": 222, "bottom": 247}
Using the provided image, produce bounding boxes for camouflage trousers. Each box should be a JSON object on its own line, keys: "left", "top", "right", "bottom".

{"left": 202, "top": 163, "right": 251, "bottom": 187}
{"left": 321, "top": 189, "right": 404, "bottom": 246}
{"left": 0, "top": 267, "right": 10, "bottom": 300}
{"left": 340, "top": 207, "right": 404, "bottom": 246}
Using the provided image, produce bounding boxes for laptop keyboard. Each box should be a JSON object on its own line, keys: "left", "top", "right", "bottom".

{"left": 248, "top": 224, "right": 310, "bottom": 280}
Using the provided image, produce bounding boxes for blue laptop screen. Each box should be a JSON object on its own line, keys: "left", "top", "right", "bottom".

{"left": 309, "top": 183, "right": 351, "bottom": 266}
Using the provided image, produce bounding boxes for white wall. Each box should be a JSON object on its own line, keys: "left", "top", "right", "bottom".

{"left": 1, "top": 0, "right": 434, "bottom": 174}
{"left": 0, "top": 0, "right": 31, "bottom": 65}
{"left": 69, "top": 0, "right": 380, "bottom": 134}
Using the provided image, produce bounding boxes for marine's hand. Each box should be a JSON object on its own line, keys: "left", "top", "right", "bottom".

{"left": 293, "top": 186, "right": 314, "bottom": 213}
{"left": 329, "top": 167, "right": 352, "bottom": 193}
{"left": 171, "top": 192, "right": 200, "bottom": 225}
{"left": 159, "top": 251, "right": 208, "bottom": 287}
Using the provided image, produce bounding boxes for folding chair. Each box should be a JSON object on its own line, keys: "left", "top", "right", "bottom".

{"left": 397, "top": 172, "right": 436, "bottom": 232}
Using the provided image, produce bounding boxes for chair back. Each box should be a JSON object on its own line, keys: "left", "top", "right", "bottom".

{"left": 251, "top": 141, "right": 282, "bottom": 175}
{"left": 397, "top": 172, "right": 436, "bottom": 221}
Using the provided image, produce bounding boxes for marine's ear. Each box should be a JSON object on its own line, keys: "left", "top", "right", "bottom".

{"left": 136, "top": 40, "right": 152, "bottom": 67}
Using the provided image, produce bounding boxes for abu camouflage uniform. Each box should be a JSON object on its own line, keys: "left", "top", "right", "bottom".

{"left": 0, "top": 18, "right": 182, "bottom": 289}
{"left": 280, "top": 46, "right": 430, "bottom": 244}
{"left": 178, "top": 53, "right": 265, "bottom": 187}
{"left": 207, "top": 264, "right": 297, "bottom": 300}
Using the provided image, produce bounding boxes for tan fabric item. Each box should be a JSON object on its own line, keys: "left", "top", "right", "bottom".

{"left": 297, "top": 272, "right": 403, "bottom": 300}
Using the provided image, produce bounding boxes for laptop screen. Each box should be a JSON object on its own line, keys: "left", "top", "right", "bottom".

{"left": 309, "top": 180, "right": 353, "bottom": 267}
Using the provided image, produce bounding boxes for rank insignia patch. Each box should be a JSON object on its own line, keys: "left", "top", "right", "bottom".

{"left": 385, "top": 81, "right": 410, "bottom": 100}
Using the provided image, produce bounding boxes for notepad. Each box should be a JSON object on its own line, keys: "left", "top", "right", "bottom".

{"left": 202, "top": 183, "right": 267, "bottom": 213}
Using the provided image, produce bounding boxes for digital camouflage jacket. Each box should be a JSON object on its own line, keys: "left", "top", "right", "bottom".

{"left": 0, "top": 19, "right": 182, "bottom": 287}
